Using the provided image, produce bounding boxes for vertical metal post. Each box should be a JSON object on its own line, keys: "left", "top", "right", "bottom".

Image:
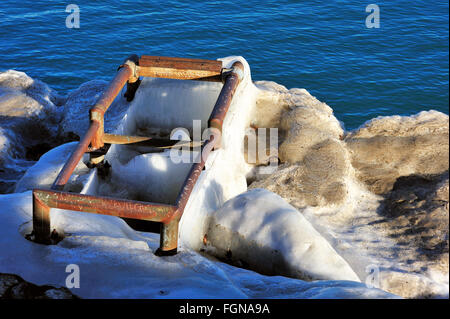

{"left": 156, "top": 219, "right": 179, "bottom": 256}
{"left": 32, "top": 191, "right": 51, "bottom": 244}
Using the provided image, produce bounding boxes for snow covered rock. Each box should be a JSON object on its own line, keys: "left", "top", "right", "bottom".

{"left": 60, "top": 80, "right": 130, "bottom": 140}
{"left": 15, "top": 142, "right": 90, "bottom": 193}
{"left": 345, "top": 111, "right": 449, "bottom": 195}
{"left": 248, "top": 81, "right": 350, "bottom": 207}
{"left": 204, "top": 188, "right": 360, "bottom": 282}
{"left": 246, "top": 82, "right": 449, "bottom": 298}
{"left": 0, "top": 273, "right": 78, "bottom": 299}
{"left": 0, "top": 70, "right": 66, "bottom": 193}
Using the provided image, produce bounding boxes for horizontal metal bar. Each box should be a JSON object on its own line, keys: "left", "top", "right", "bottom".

{"left": 138, "top": 56, "right": 223, "bottom": 81}
{"left": 103, "top": 133, "right": 203, "bottom": 149}
{"left": 34, "top": 189, "right": 177, "bottom": 223}
{"left": 140, "top": 55, "right": 222, "bottom": 70}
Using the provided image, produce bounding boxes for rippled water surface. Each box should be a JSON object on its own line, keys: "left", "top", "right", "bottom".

{"left": 0, "top": 0, "right": 448, "bottom": 128}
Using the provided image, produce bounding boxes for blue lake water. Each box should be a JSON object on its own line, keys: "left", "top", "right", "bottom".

{"left": 0, "top": 0, "right": 448, "bottom": 129}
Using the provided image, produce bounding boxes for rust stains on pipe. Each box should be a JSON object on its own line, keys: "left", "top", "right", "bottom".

{"left": 103, "top": 133, "right": 203, "bottom": 149}
{"left": 32, "top": 191, "right": 51, "bottom": 244}
{"left": 90, "top": 64, "right": 134, "bottom": 149}
{"left": 138, "top": 56, "right": 223, "bottom": 81}
{"left": 173, "top": 62, "right": 244, "bottom": 221}
{"left": 208, "top": 61, "right": 244, "bottom": 140}
{"left": 158, "top": 219, "right": 179, "bottom": 254}
{"left": 174, "top": 134, "right": 218, "bottom": 218}
{"left": 34, "top": 189, "right": 177, "bottom": 223}
{"left": 51, "top": 121, "right": 100, "bottom": 190}
{"left": 91, "top": 65, "right": 133, "bottom": 115}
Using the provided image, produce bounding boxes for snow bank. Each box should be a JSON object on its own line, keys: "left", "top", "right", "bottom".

{"left": 0, "top": 70, "right": 66, "bottom": 193}
{"left": 14, "top": 142, "right": 90, "bottom": 193}
{"left": 204, "top": 188, "right": 360, "bottom": 282}
{"left": 0, "top": 191, "right": 396, "bottom": 298}
{"left": 345, "top": 110, "right": 449, "bottom": 194}
{"left": 60, "top": 80, "right": 131, "bottom": 140}
{"left": 247, "top": 81, "right": 449, "bottom": 298}
{"left": 249, "top": 81, "right": 351, "bottom": 207}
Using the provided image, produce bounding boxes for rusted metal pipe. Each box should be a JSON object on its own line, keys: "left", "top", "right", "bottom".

{"left": 138, "top": 56, "right": 223, "bottom": 81}
{"left": 208, "top": 61, "right": 244, "bottom": 145}
{"left": 155, "top": 135, "right": 218, "bottom": 255}
{"left": 90, "top": 57, "right": 138, "bottom": 149}
{"left": 164, "top": 62, "right": 244, "bottom": 252}
{"left": 51, "top": 121, "right": 100, "bottom": 190}
{"left": 32, "top": 191, "right": 51, "bottom": 244}
{"left": 32, "top": 55, "right": 245, "bottom": 257}
{"left": 103, "top": 133, "right": 202, "bottom": 149}
{"left": 174, "top": 136, "right": 217, "bottom": 215}
{"left": 156, "top": 220, "right": 179, "bottom": 256}
{"left": 90, "top": 64, "right": 134, "bottom": 116}
{"left": 34, "top": 189, "right": 177, "bottom": 223}
{"left": 90, "top": 66, "right": 132, "bottom": 149}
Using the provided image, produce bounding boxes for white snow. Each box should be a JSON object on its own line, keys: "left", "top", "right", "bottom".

{"left": 204, "top": 188, "right": 361, "bottom": 282}
{"left": 0, "top": 191, "right": 396, "bottom": 298}
{"left": 14, "top": 142, "right": 90, "bottom": 193}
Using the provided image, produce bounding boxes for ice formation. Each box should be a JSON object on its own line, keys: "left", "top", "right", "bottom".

{"left": 247, "top": 81, "right": 449, "bottom": 298}
{"left": 204, "top": 188, "right": 360, "bottom": 282}
{"left": 0, "top": 57, "right": 448, "bottom": 298}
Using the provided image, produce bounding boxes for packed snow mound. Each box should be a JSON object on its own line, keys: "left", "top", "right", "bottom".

{"left": 60, "top": 80, "right": 131, "bottom": 140}
{"left": 0, "top": 192, "right": 396, "bottom": 298}
{"left": 0, "top": 70, "right": 67, "bottom": 193}
{"left": 0, "top": 70, "right": 64, "bottom": 118}
{"left": 204, "top": 188, "right": 360, "bottom": 282}
{"left": 346, "top": 110, "right": 449, "bottom": 138}
{"left": 345, "top": 110, "right": 449, "bottom": 194}
{"left": 375, "top": 172, "right": 449, "bottom": 298}
{"left": 249, "top": 139, "right": 351, "bottom": 208}
{"left": 249, "top": 81, "right": 350, "bottom": 207}
{"left": 15, "top": 142, "right": 90, "bottom": 193}
{"left": 246, "top": 82, "right": 448, "bottom": 298}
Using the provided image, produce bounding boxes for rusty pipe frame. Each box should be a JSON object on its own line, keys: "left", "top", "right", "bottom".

{"left": 32, "top": 56, "right": 244, "bottom": 256}
{"left": 208, "top": 61, "right": 244, "bottom": 148}
{"left": 157, "top": 62, "right": 244, "bottom": 254}
{"left": 90, "top": 59, "right": 138, "bottom": 149}
{"left": 138, "top": 55, "right": 223, "bottom": 81}
{"left": 52, "top": 121, "right": 100, "bottom": 190}
{"left": 34, "top": 189, "right": 176, "bottom": 222}
{"left": 103, "top": 133, "right": 203, "bottom": 149}
{"left": 53, "top": 56, "right": 139, "bottom": 190}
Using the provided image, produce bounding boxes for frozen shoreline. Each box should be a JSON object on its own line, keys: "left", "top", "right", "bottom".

{"left": 0, "top": 59, "right": 448, "bottom": 298}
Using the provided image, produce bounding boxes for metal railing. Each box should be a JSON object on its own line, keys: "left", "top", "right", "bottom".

{"left": 32, "top": 55, "right": 244, "bottom": 256}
